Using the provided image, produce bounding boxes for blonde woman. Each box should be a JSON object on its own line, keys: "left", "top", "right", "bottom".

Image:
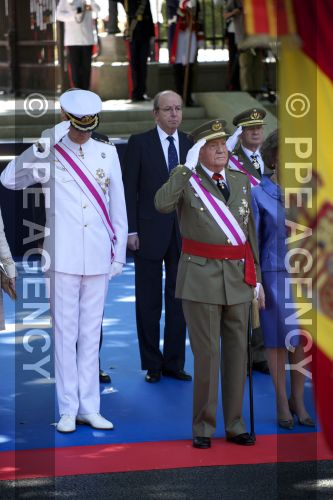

{"left": 0, "top": 207, "right": 16, "bottom": 330}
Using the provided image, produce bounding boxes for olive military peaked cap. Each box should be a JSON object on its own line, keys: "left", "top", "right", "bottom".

{"left": 189, "top": 119, "right": 230, "bottom": 143}
{"left": 232, "top": 108, "right": 266, "bottom": 128}
{"left": 60, "top": 89, "right": 102, "bottom": 132}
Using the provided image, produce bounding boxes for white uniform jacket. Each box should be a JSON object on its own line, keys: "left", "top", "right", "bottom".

{"left": 56, "top": 0, "right": 100, "bottom": 46}
{"left": 0, "top": 133, "right": 128, "bottom": 276}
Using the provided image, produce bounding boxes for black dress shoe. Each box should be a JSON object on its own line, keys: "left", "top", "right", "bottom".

{"left": 227, "top": 433, "right": 255, "bottom": 446}
{"left": 99, "top": 369, "right": 111, "bottom": 384}
{"left": 162, "top": 369, "right": 192, "bottom": 381}
{"left": 193, "top": 436, "right": 211, "bottom": 449}
{"left": 145, "top": 370, "right": 161, "bottom": 383}
{"left": 252, "top": 361, "right": 270, "bottom": 374}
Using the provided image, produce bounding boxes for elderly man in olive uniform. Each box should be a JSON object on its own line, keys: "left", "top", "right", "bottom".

{"left": 232, "top": 107, "right": 271, "bottom": 375}
{"left": 155, "top": 119, "right": 261, "bottom": 448}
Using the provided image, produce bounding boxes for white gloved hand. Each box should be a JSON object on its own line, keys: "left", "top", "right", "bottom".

{"left": 226, "top": 126, "right": 242, "bottom": 152}
{"left": 185, "top": 138, "right": 206, "bottom": 170}
{"left": 41, "top": 120, "right": 71, "bottom": 145}
{"left": 255, "top": 282, "right": 266, "bottom": 310}
{"left": 109, "top": 262, "right": 123, "bottom": 280}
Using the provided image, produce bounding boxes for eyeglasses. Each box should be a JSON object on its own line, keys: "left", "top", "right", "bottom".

{"left": 156, "top": 106, "right": 183, "bottom": 113}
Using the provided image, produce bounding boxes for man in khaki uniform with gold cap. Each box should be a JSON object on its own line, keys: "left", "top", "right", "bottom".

{"left": 155, "top": 119, "right": 261, "bottom": 448}
{"left": 232, "top": 107, "right": 269, "bottom": 180}
{"left": 232, "top": 107, "right": 272, "bottom": 375}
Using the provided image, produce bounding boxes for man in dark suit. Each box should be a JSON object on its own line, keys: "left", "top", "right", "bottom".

{"left": 232, "top": 107, "right": 271, "bottom": 374}
{"left": 123, "top": 90, "right": 193, "bottom": 383}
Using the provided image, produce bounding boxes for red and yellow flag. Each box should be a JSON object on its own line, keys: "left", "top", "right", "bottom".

{"left": 244, "top": 0, "right": 333, "bottom": 450}
{"left": 244, "top": 0, "right": 296, "bottom": 38}
{"left": 284, "top": 0, "right": 333, "bottom": 452}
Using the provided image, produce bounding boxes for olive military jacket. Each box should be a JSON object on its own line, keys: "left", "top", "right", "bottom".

{"left": 233, "top": 144, "right": 273, "bottom": 179}
{"left": 155, "top": 164, "right": 261, "bottom": 305}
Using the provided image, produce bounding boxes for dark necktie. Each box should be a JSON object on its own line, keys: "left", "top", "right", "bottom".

{"left": 167, "top": 136, "right": 179, "bottom": 172}
{"left": 212, "top": 173, "right": 230, "bottom": 201}
{"left": 250, "top": 153, "right": 262, "bottom": 177}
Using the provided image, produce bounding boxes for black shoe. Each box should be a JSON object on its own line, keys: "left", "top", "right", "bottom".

{"left": 252, "top": 361, "right": 270, "bottom": 374}
{"left": 162, "top": 369, "right": 192, "bottom": 381}
{"left": 145, "top": 370, "right": 161, "bottom": 383}
{"left": 193, "top": 436, "right": 211, "bottom": 449}
{"left": 99, "top": 369, "right": 111, "bottom": 384}
{"left": 227, "top": 433, "right": 255, "bottom": 446}
{"left": 288, "top": 399, "right": 315, "bottom": 427}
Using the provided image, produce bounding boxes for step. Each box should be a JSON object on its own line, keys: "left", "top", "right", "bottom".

{"left": 0, "top": 105, "right": 206, "bottom": 127}
{"left": 0, "top": 118, "right": 207, "bottom": 141}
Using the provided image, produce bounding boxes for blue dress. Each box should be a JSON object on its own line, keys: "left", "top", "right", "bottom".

{"left": 251, "top": 176, "right": 300, "bottom": 348}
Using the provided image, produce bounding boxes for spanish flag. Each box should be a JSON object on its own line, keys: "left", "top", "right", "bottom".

{"left": 244, "top": 1, "right": 333, "bottom": 449}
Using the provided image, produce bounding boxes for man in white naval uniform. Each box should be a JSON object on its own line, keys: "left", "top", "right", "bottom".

{"left": 56, "top": 0, "right": 100, "bottom": 90}
{"left": 1, "top": 89, "right": 128, "bottom": 433}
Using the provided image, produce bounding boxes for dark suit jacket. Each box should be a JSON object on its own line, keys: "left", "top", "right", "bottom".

{"left": 123, "top": 127, "right": 193, "bottom": 260}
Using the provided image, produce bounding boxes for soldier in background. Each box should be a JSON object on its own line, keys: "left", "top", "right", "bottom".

{"left": 224, "top": 0, "right": 265, "bottom": 95}
{"left": 232, "top": 107, "right": 272, "bottom": 374}
{"left": 167, "top": 0, "right": 204, "bottom": 106}
{"left": 56, "top": 0, "right": 101, "bottom": 90}
{"left": 121, "top": 0, "right": 155, "bottom": 102}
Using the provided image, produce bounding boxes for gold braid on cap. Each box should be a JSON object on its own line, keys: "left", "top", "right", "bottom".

{"left": 65, "top": 112, "right": 99, "bottom": 131}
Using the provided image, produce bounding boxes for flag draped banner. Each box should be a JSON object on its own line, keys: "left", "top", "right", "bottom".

{"left": 279, "top": 0, "right": 333, "bottom": 451}
{"left": 244, "top": 0, "right": 333, "bottom": 450}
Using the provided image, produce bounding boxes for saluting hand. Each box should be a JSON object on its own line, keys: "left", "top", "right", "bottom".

{"left": 226, "top": 126, "right": 242, "bottom": 152}
{"left": 185, "top": 138, "right": 206, "bottom": 170}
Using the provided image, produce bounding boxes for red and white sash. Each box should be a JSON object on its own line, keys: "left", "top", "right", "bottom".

{"left": 54, "top": 142, "right": 116, "bottom": 255}
{"left": 229, "top": 155, "right": 260, "bottom": 187}
{"left": 189, "top": 173, "right": 246, "bottom": 245}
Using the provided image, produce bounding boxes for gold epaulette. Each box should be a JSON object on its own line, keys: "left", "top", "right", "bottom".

{"left": 92, "top": 132, "right": 113, "bottom": 146}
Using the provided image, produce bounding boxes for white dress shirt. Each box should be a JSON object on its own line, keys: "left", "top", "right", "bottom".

{"left": 201, "top": 164, "right": 229, "bottom": 188}
{"left": 241, "top": 145, "right": 264, "bottom": 175}
{"left": 157, "top": 125, "right": 180, "bottom": 170}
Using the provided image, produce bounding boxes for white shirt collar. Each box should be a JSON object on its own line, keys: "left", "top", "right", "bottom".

{"left": 241, "top": 144, "right": 261, "bottom": 160}
{"left": 200, "top": 164, "right": 226, "bottom": 180}
{"left": 157, "top": 125, "right": 179, "bottom": 144}
{"left": 62, "top": 134, "right": 92, "bottom": 152}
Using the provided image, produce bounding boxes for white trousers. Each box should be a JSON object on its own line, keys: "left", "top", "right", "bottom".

{"left": 176, "top": 30, "right": 197, "bottom": 65}
{"left": 48, "top": 271, "right": 109, "bottom": 416}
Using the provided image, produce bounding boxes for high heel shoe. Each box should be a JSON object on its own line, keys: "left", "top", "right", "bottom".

{"left": 288, "top": 399, "right": 316, "bottom": 427}
{"left": 278, "top": 418, "right": 294, "bottom": 430}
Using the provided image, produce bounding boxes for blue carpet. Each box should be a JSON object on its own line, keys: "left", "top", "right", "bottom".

{"left": 0, "top": 259, "right": 317, "bottom": 453}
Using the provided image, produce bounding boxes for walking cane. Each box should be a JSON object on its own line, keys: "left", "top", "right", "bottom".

{"left": 183, "top": 9, "right": 193, "bottom": 105}
{"left": 247, "top": 302, "right": 256, "bottom": 441}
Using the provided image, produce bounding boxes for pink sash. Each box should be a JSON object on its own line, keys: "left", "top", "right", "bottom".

{"left": 189, "top": 173, "right": 246, "bottom": 245}
{"left": 54, "top": 143, "right": 116, "bottom": 255}
{"left": 229, "top": 155, "right": 260, "bottom": 187}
